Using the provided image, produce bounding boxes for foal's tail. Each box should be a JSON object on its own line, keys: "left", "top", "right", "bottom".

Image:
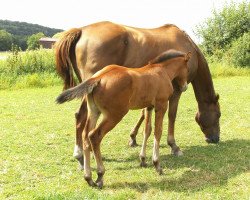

{"left": 56, "top": 78, "right": 100, "bottom": 104}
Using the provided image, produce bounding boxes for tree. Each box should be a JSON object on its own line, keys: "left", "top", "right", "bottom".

{"left": 195, "top": 1, "right": 249, "bottom": 55}
{"left": 0, "top": 29, "right": 13, "bottom": 51}
{"left": 224, "top": 32, "right": 250, "bottom": 67}
{"left": 27, "top": 32, "right": 45, "bottom": 50}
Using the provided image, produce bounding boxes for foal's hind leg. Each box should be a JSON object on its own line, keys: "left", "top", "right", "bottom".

{"left": 89, "top": 116, "right": 123, "bottom": 189}
{"left": 139, "top": 108, "right": 153, "bottom": 167}
{"left": 129, "top": 109, "right": 145, "bottom": 147}
{"left": 82, "top": 108, "right": 100, "bottom": 187}
{"left": 74, "top": 98, "right": 88, "bottom": 170}
{"left": 167, "top": 90, "right": 183, "bottom": 156}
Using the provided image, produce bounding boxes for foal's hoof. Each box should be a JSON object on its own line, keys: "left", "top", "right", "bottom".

{"left": 84, "top": 176, "right": 96, "bottom": 187}
{"left": 129, "top": 139, "right": 138, "bottom": 147}
{"left": 140, "top": 161, "right": 147, "bottom": 168}
{"left": 157, "top": 168, "right": 163, "bottom": 175}
{"left": 140, "top": 156, "right": 147, "bottom": 167}
{"left": 171, "top": 148, "right": 183, "bottom": 156}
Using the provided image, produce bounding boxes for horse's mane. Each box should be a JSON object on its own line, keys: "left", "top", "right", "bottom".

{"left": 149, "top": 50, "right": 185, "bottom": 64}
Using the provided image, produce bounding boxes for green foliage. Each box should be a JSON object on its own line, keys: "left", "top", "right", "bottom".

{"left": 27, "top": 32, "right": 45, "bottom": 50}
{"left": 53, "top": 31, "right": 64, "bottom": 39}
{"left": 196, "top": 1, "right": 249, "bottom": 55}
{"left": 224, "top": 32, "right": 250, "bottom": 67}
{"left": 0, "top": 19, "right": 63, "bottom": 37}
{"left": 0, "top": 29, "right": 13, "bottom": 51}
{"left": 0, "top": 20, "right": 63, "bottom": 50}
{"left": 0, "top": 77, "right": 250, "bottom": 199}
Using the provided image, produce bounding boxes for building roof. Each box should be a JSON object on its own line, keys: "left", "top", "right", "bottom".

{"left": 39, "top": 37, "right": 57, "bottom": 42}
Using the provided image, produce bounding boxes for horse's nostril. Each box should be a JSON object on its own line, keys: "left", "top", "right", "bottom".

{"left": 206, "top": 136, "right": 220, "bottom": 144}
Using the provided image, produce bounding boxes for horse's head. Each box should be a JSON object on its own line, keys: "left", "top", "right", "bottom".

{"left": 175, "top": 52, "right": 191, "bottom": 92}
{"left": 195, "top": 94, "right": 221, "bottom": 143}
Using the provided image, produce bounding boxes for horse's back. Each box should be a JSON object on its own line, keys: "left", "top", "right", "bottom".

{"left": 76, "top": 21, "right": 199, "bottom": 81}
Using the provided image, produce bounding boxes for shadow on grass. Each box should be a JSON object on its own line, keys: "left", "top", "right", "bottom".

{"left": 107, "top": 139, "right": 250, "bottom": 192}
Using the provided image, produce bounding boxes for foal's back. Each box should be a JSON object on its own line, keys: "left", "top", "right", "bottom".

{"left": 91, "top": 64, "right": 172, "bottom": 111}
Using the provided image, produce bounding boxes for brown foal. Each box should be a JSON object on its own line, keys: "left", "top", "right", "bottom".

{"left": 56, "top": 50, "right": 191, "bottom": 188}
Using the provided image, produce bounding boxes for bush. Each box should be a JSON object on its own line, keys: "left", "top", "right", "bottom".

{"left": 196, "top": 1, "right": 249, "bottom": 55}
{"left": 224, "top": 32, "right": 250, "bottom": 67}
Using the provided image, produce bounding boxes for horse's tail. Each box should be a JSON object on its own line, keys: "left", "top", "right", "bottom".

{"left": 56, "top": 78, "right": 100, "bottom": 104}
{"left": 54, "top": 28, "right": 82, "bottom": 90}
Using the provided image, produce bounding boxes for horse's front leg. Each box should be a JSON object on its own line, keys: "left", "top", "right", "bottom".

{"left": 153, "top": 101, "right": 168, "bottom": 175}
{"left": 129, "top": 109, "right": 145, "bottom": 147}
{"left": 167, "top": 90, "right": 183, "bottom": 156}
{"left": 74, "top": 98, "right": 88, "bottom": 170}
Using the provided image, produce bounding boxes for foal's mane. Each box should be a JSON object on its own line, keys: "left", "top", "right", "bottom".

{"left": 149, "top": 50, "right": 185, "bottom": 64}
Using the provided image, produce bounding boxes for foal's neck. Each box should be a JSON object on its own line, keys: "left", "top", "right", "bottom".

{"left": 164, "top": 62, "right": 183, "bottom": 81}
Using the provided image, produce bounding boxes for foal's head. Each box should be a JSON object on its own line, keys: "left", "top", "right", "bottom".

{"left": 174, "top": 52, "right": 191, "bottom": 92}
{"left": 150, "top": 50, "right": 191, "bottom": 92}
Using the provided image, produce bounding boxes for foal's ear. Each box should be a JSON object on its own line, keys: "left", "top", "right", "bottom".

{"left": 184, "top": 51, "right": 192, "bottom": 62}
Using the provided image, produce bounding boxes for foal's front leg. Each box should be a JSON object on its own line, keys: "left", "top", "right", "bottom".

{"left": 139, "top": 107, "right": 153, "bottom": 167}
{"left": 129, "top": 109, "right": 145, "bottom": 147}
{"left": 167, "top": 90, "right": 183, "bottom": 156}
{"left": 153, "top": 102, "right": 168, "bottom": 175}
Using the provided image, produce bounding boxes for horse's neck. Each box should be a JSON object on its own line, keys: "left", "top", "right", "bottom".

{"left": 191, "top": 55, "right": 216, "bottom": 110}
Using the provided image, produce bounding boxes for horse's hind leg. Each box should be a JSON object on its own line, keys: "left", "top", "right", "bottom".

{"left": 167, "top": 90, "right": 183, "bottom": 156}
{"left": 74, "top": 98, "right": 87, "bottom": 170}
{"left": 139, "top": 108, "right": 153, "bottom": 167}
{"left": 129, "top": 109, "right": 145, "bottom": 147}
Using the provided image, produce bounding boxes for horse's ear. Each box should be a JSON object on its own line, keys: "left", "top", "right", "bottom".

{"left": 184, "top": 51, "right": 192, "bottom": 62}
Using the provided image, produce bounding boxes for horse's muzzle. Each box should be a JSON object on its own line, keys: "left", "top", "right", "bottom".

{"left": 206, "top": 135, "right": 220, "bottom": 144}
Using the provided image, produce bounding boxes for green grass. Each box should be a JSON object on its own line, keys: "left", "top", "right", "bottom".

{"left": 0, "top": 76, "right": 249, "bottom": 199}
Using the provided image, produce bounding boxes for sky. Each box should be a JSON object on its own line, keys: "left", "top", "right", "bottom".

{"left": 0, "top": 0, "right": 245, "bottom": 42}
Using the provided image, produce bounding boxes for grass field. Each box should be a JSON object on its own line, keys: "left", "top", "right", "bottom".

{"left": 0, "top": 76, "right": 250, "bottom": 199}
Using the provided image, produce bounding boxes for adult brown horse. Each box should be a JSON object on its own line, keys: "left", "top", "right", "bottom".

{"left": 55, "top": 21, "right": 221, "bottom": 169}
{"left": 56, "top": 50, "right": 191, "bottom": 188}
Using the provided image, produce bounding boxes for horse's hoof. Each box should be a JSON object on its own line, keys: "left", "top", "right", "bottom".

{"left": 96, "top": 180, "right": 103, "bottom": 189}
{"left": 171, "top": 149, "right": 183, "bottom": 156}
{"left": 78, "top": 164, "right": 84, "bottom": 171}
{"left": 76, "top": 156, "right": 84, "bottom": 170}
{"left": 129, "top": 139, "right": 138, "bottom": 147}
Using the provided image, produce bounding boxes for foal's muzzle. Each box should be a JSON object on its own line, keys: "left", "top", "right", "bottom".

{"left": 180, "top": 83, "right": 188, "bottom": 92}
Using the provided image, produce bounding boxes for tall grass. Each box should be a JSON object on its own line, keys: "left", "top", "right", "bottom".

{"left": 209, "top": 62, "right": 250, "bottom": 78}
{"left": 0, "top": 48, "right": 249, "bottom": 90}
{"left": 0, "top": 47, "right": 61, "bottom": 89}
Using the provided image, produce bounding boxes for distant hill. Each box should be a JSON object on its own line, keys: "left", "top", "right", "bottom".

{"left": 0, "top": 20, "right": 63, "bottom": 50}
{"left": 0, "top": 20, "right": 63, "bottom": 37}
